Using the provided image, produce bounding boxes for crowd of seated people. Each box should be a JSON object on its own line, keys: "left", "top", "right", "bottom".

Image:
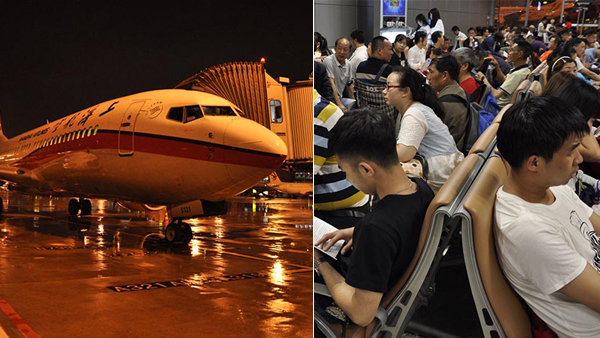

{"left": 314, "top": 18, "right": 600, "bottom": 337}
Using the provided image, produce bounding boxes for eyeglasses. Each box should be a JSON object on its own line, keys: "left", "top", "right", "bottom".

{"left": 385, "top": 85, "right": 402, "bottom": 90}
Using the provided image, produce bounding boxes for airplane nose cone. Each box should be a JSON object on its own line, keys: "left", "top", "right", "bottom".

{"left": 223, "top": 118, "right": 288, "bottom": 160}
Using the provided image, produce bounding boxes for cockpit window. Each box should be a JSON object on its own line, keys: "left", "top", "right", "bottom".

{"left": 202, "top": 106, "right": 237, "bottom": 116}
{"left": 185, "top": 105, "right": 203, "bottom": 123}
{"left": 167, "top": 107, "right": 184, "bottom": 122}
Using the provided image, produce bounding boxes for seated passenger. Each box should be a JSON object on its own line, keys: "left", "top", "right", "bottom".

{"left": 427, "top": 54, "right": 469, "bottom": 150}
{"left": 314, "top": 108, "right": 434, "bottom": 333}
{"left": 475, "top": 39, "right": 532, "bottom": 108}
{"left": 558, "top": 38, "right": 600, "bottom": 82}
{"left": 354, "top": 36, "right": 396, "bottom": 120}
{"left": 545, "top": 55, "right": 578, "bottom": 82}
{"left": 384, "top": 67, "right": 463, "bottom": 193}
{"left": 495, "top": 96, "right": 600, "bottom": 337}
{"left": 452, "top": 47, "right": 480, "bottom": 96}
{"left": 314, "top": 90, "right": 369, "bottom": 230}
{"left": 408, "top": 31, "right": 428, "bottom": 70}
{"left": 541, "top": 72, "right": 600, "bottom": 162}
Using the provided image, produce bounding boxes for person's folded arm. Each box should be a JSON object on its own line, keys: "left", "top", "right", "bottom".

{"left": 559, "top": 263, "right": 600, "bottom": 314}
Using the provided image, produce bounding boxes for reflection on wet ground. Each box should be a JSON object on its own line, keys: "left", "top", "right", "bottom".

{"left": 0, "top": 192, "right": 312, "bottom": 338}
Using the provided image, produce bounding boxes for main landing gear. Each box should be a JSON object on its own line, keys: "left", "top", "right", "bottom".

{"left": 164, "top": 219, "right": 193, "bottom": 244}
{"left": 68, "top": 198, "right": 92, "bottom": 216}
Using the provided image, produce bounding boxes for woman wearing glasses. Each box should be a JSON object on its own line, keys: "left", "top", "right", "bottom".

{"left": 383, "top": 67, "right": 463, "bottom": 193}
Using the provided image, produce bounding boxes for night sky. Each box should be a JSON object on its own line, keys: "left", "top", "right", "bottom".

{"left": 0, "top": 2, "right": 312, "bottom": 138}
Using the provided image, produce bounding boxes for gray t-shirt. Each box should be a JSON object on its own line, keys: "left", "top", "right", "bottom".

{"left": 323, "top": 54, "right": 352, "bottom": 99}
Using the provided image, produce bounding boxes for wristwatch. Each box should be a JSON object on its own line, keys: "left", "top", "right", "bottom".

{"left": 314, "top": 256, "right": 328, "bottom": 276}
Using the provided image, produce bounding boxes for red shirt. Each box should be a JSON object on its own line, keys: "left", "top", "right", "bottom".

{"left": 459, "top": 76, "right": 479, "bottom": 95}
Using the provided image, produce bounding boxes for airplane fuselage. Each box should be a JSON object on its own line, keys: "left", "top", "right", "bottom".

{"left": 0, "top": 89, "right": 287, "bottom": 206}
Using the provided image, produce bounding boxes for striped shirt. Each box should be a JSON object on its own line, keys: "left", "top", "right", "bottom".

{"left": 314, "top": 90, "right": 369, "bottom": 211}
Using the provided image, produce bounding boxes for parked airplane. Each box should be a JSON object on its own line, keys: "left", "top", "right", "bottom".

{"left": 266, "top": 172, "right": 312, "bottom": 197}
{"left": 0, "top": 89, "right": 288, "bottom": 243}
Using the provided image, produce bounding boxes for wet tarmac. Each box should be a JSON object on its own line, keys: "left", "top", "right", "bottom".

{"left": 0, "top": 192, "right": 312, "bottom": 338}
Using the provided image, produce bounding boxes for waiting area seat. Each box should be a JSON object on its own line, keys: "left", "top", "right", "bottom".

{"left": 456, "top": 156, "right": 539, "bottom": 337}
{"left": 315, "top": 153, "right": 485, "bottom": 338}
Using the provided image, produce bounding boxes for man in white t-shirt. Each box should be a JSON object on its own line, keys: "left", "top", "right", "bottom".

{"left": 495, "top": 96, "right": 600, "bottom": 337}
{"left": 348, "top": 30, "right": 369, "bottom": 82}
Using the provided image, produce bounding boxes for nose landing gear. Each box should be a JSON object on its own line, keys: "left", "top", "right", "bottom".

{"left": 164, "top": 219, "right": 193, "bottom": 244}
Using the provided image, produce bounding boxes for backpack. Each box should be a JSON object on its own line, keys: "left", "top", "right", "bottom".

{"left": 481, "top": 89, "right": 501, "bottom": 116}
{"left": 354, "top": 63, "right": 398, "bottom": 121}
{"left": 438, "top": 93, "right": 479, "bottom": 155}
{"left": 439, "top": 93, "right": 496, "bottom": 155}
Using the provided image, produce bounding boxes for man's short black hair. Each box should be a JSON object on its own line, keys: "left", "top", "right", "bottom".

{"left": 513, "top": 40, "right": 532, "bottom": 60}
{"left": 452, "top": 26, "right": 460, "bottom": 32}
{"left": 432, "top": 31, "right": 443, "bottom": 44}
{"left": 497, "top": 96, "right": 588, "bottom": 170}
{"left": 431, "top": 54, "right": 460, "bottom": 81}
{"left": 583, "top": 29, "right": 597, "bottom": 37}
{"left": 351, "top": 29, "right": 366, "bottom": 44}
{"left": 329, "top": 108, "right": 399, "bottom": 169}
{"left": 371, "top": 36, "right": 389, "bottom": 54}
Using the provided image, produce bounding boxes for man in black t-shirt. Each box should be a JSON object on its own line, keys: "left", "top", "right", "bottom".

{"left": 314, "top": 108, "right": 434, "bottom": 331}
{"left": 354, "top": 36, "right": 397, "bottom": 120}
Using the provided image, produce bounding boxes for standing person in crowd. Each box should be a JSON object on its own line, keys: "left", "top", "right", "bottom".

{"left": 408, "top": 31, "right": 428, "bottom": 71}
{"left": 415, "top": 13, "right": 431, "bottom": 43}
{"left": 463, "top": 27, "right": 480, "bottom": 50}
{"left": 314, "top": 32, "right": 331, "bottom": 62}
{"left": 349, "top": 30, "right": 369, "bottom": 82}
{"left": 452, "top": 47, "right": 480, "bottom": 96}
{"left": 390, "top": 34, "right": 409, "bottom": 67}
{"left": 383, "top": 67, "right": 463, "bottom": 193}
{"left": 427, "top": 55, "right": 469, "bottom": 151}
{"left": 546, "top": 17, "right": 556, "bottom": 43}
{"left": 475, "top": 40, "right": 532, "bottom": 108}
{"left": 428, "top": 8, "right": 444, "bottom": 36}
{"left": 452, "top": 26, "right": 467, "bottom": 51}
{"left": 323, "top": 37, "right": 356, "bottom": 113}
{"left": 538, "top": 17, "right": 548, "bottom": 41}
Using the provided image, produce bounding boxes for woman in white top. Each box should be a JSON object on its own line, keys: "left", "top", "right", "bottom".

{"left": 415, "top": 13, "right": 431, "bottom": 44}
{"left": 407, "top": 31, "right": 427, "bottom": 70}
{"left": 383, "top": 66, "right": 463, "bottom": 192}
{"left": 428, "top": 8, "right": 444, "bottom": 36}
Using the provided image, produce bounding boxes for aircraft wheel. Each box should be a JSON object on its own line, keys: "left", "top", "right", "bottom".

{"left": 181, "top": 224, "right": 193, "bottom": 244}
{"left": 165, "top": 223, "right": 182, "bottom": 243}
{"left": 68, "top": 199, "right": 80, "bottom": 216}
{"left": 81, "top": 199, "right": 92, "bottom": 216}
